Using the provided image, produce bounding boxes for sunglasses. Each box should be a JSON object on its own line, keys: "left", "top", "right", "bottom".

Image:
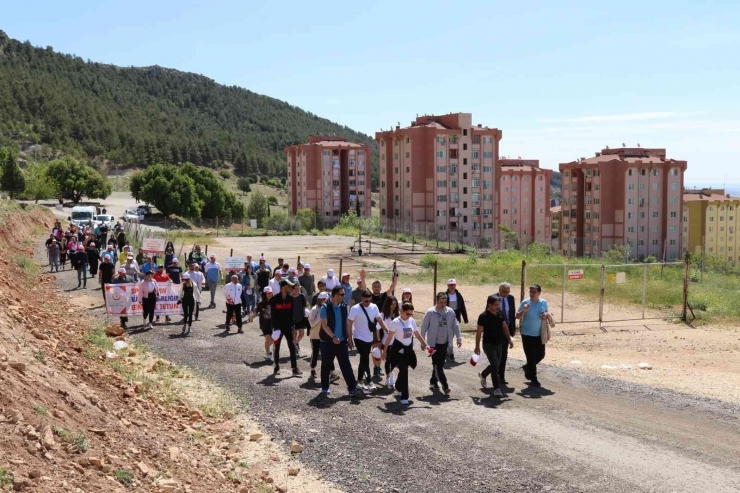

{"left": 337, "top": 293, "right": 345, "bottom": 297}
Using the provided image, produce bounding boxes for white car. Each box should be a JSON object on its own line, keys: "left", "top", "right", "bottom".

{"left": 123, "top": 209, "right": 145, "bottom": 223}
{"left": 94, "top": 214, "right": 114, "bottom": 228}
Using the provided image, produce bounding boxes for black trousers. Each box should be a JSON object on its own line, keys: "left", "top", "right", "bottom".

{"left": 396, "top": 356, "right": 410, "bottom": 399}
{"left": 142, "top": 294, "right": 156, "bottom": 324}
{"left": 182, "top": 299, "right": 195, "bottom": 325}
{"left": 521, "top": 335, "right": 546, "bottom": 379}
{"left": 499, "top": 340, "right": 509, "bottom": 382}
{"left": 225, "top": 303, "right": 242, "bottom": 328}
{"left": 195, "top": 301, "right": 200, "bottom": 319}
{"left": 430, "top": 342, "right": 449, "bottom": 389}
{"left": 354, "top": 339, "right": 372, "bottom": 384}
{"left": 311, "top": 339, "right": 335, "bottom": 372}
{"left": 481, "top": 342, "right": 502, "bottom": 388}
{"left": 274, "top": 328, "right": 297, "bottom": 370}
{"left": 320, "top": 340, "right": 356, "bottom": 391}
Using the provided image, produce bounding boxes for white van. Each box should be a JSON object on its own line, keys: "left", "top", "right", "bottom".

{"left": 68, "top": 206, "right": 97, "bottom": 228}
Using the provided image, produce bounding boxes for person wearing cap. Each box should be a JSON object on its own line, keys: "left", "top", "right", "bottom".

{"left": 350, "top": 276, "right": 364, "bottom": 307}
{"left": 135, "top": 248, "right": 146, "bottom": 266}
{"left": 240, "top": 263, "right": 257, "bottom": 316}
{"left": 286, "top": 267, "right": 299, "bottom": 286}
{"left": 204, "top": 254, "right": 222, "bottom": 308}
{"left": 308, "top": 291, "right": 335, "bottom": 380}
{"left": 139, "top": 270, "right": 158, "bottom": 329}
{"left": 320, "top": 269, "right": 339, "bottom": 291}
{"left": 298, "top": 263, "right": 315, "bottom": 300}
{"left": 186, "top": 261, "right": 204, "bottom": 321}
{"left": 123, "top": 253, "right": 142, "bottom": 281}
{"left": 291, "top": 283, "right": 309, "bottom": 357}
{"left": 319, "top": 286, "right": 359, "bottom": 396}
{"left": 112, "top": 267, "right": 134, "bottom": 328}
{"left": 476, "top": 294, "right": 514, "bottom": 397}
{"left": 516, "top": 284, "right": 549, "bottom": 388}
{"left": 272, "top": 258, "right": 284, "bottom": 277}
{"left": 223, "top": 274, "right": 244, "bottom": 333}
{"left": 167, "top": 257, "right": 183, "bottom": 284}
{"left": 340, "top": 273, "right": 353, "bottom": 304}
{"left": 255, "top": 257, "right": 271, "bottom": 304}
{"left": 121, "top": 240, "right": 133, "bottom": 257}
{"left": 188, "top": 245, "right": 207, "bottom": 270}
{"left": 401, "top": 288, "right": 413, "bottom": 304}
{"left": 98, "top": 255, "right": 116, "bottom": 304}
{"left": 383, "top": 301, "right": 428, "bottom": 405}
{"left": 72, "top": 246, "right": 89, "bottom": 288}
{"left": 269, "top": 270, "right": 283, "bottom": 295}
{"left": 445, "top": 279, "right": 469, "bottom": 362}
{"left": 100, "top": 244, "right": 118, "bottom": 266}
{"left": 253, "top": 286, "right": 274, "bottom": 360}
{"left": 310, "top": 279, "right": 327, "bottom": 306}
{"left": 153, "top": 265, "right": 172, "bottom": 323}
{"left": 421, "top": 292, "right": 462, "bottom": 395}
{"left": 86, "top": 241, "right": 100, "bottom": 281}
{"left": 177, "top": 272, "right": 200, "bottom": 334}
{"left": 270, "top": 278, "right": 302, "bottom": 376}
{"left": 141, "top": 254, "right": 157, "bottom": 276}
{"left": 47, "top": 238, "right": 60, "bottom": 273}
{"left": 347, "top": 289, "right": 389, "bottom": 391}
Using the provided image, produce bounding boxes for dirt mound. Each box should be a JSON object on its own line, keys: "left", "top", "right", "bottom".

{"left": 0, "top": 205, "right": 304, "bottom": 492}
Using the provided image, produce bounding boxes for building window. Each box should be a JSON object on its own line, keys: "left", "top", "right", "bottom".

{"left": 437, "top": 180, "right": 447, "bottom": 188}
{"left": 405, "top": 152, "right": 410, "bottom": 158}
{"left": 484, "top": 137, "right": 492, "bottom": 144}
{"left": 671, "top": 211, "right": 677, "bottom": 218}
{"left": 463, "top": 144, "right": 468, "bottom": 150}
{"left": 484, "top": 151, "right": 493, "bottom": 158}
{"left": 628, "top": 169, "right": 634, "bottom": 176}
{"left": 484, "top": 180, "right": 492, "bottom": 189}
{"left": 671, "top": 168, "right": 678, "bottom": 176}
{"left": 437, "top": 151, "right": 445, "bottom": 158}
{"left": 463, "top": 129, "right": 468, "bottom": 136}
{"left": 437, "top": 195, "right": 447, "bottom": 202}
{"left": 670, "top": 197, "right": 678, "bottom": 204}
{"left": 653, "top": 183, "right": 659, "bottom": 191}
{"left": 652, "top": 169, "right": 659, "bottom": 177}
{"left": 653, "top": 212, "right": 659, "bottom": 218}
{"left": 472, "top": 178, "right": 480, "bottom": 187}
{"left": 472, "top": 150, "right": 479, "bottom": 159}
{"left": 670, "top": 183, "right": 678, "bottom": 190}
{"left": 437, "top": 165, "right": 447, "bottom": 172}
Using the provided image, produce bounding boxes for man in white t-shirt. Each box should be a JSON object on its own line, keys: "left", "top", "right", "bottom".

{"left": 347, "top": 289, "right": 388, "bottom": 391}
{"left": 269, "top": 270, "right": 283, "bottom": 295}
{"left": 321, "top": 269, "right": 339, "bottom": 291}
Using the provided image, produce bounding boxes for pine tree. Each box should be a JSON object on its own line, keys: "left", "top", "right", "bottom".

{"left": 0, "top": 148, "right": 26, "bottom": 199}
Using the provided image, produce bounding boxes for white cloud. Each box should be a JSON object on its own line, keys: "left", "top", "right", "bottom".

{"left": 555, "top": 112, "right": 681, "bottom": 123}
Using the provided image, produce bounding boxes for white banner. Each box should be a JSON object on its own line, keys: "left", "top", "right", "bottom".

{"left": 224, "top": 256, "right": 246, "bottom": 271}
{"left": 142, "top": 238, "right": 166, "bottom": 253}
{"left": 105, "top": 282, "right": 183, "bottom": 316}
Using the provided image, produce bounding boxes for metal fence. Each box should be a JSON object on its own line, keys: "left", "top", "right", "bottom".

{"left": 521, "top": 259, "right": 689, "bottom": 325}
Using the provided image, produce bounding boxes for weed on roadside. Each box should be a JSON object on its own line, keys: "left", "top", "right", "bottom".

{"left": 33, "top": 349, "right": 46, "bottom": 362}
{"left": 32, "top": 403, "right": 48, "bottom": 416}
{"left": 0, "top": 467, "right": 14, "bottom": 488}
{"left": 53, "top": 427, "right": 89, "bottom": 453}
{"left": 113, "top": 469, "right": 134, "bottom": 489}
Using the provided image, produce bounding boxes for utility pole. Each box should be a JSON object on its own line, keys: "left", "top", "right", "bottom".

{"left": 356, "top": 199, "right": 362, "bottom": 256}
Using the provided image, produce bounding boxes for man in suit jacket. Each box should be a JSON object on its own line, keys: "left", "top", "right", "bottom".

{"left": 497, "top": 282, "right": 516, "bottom": 384}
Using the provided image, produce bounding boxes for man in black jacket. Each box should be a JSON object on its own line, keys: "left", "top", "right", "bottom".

{"left": 270, "top": 279, "right": 302, "bottom": 376}
{"left": 445, "top": 279, "right": 468, "bottom": 361}
{"left": 496, "top": 282, "right": 516, "bottom": 384}
{"left": 319, "top": 286, "right": 359, "bottom": 396}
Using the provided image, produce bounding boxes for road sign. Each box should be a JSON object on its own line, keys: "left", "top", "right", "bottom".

{"left": 568, "top": 269, "right": 584, "bottom": 280}
{"left": 224, "top": 256, "right": 246, "bottom": 271}
{"left": 616, "top": 272, "right": 626, "bottom": 284}
{"left": 141, "top": 238, "right": 165, "bottom": 253}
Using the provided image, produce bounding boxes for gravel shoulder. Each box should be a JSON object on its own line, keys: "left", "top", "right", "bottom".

{"left": 44, "top": 242, "right": 740, "bottom": 493}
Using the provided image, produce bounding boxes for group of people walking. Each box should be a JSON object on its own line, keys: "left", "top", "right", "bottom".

{"left": 49, "top": 222, "right": 553, "bottom": 403}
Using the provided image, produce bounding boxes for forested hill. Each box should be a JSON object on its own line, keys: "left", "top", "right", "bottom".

{"left": 0, "top": 30, "right": 374, "bottom": 177}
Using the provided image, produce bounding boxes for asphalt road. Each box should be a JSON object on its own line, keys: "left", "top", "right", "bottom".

{"left": 42, "top": 243, "right": 740, "bottom": 493}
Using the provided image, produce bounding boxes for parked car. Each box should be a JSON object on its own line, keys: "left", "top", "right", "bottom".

{"left": 123, "top": 209, "right": 145, "bottom": 223}
{"left": 68, "top": 206, "right": 96, "bottom": 228}
{"left": 137, "top": 204, "right": 153, "bottom": 216}
{"left": 94, "top": 214, "right": 115, "bottom": 228}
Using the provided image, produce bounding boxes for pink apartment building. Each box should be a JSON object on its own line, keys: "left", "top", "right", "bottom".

{"left": 559, "top": 147, "right": 687, "bottom": 260}
{"left": 375, "top": 113, "right": 502, "bottom": 247}
{"left": 285, "top": 136, "right": 372, "bottom": 224}
{"left": 498, "top": 159, "right": 552, "bottom": 248}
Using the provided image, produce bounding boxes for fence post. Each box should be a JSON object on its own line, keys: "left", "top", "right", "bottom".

{"left": 216, "top": 216, "right": 219, "bottom": 237}
{"left": 642, "top": 264, "right": 648, "bottom": 319}
{"left": 561, "top": 264, "right": 566, "bottom": 323}
{"left": 520, "top": 260, "right": 527, "bottom": 302}
{"left": 338, "top": 258, "right": 343, "bottom": 283}
{"left": 230, "top": 248, "right": 233, "bottom": 257}
{"left": 599, "top": 264, "right": 605, "bottom": 324}
{"left": 433, "top": 261, "right": 438, "bottom": 305}
{"left": 682, "top": 255, "right": 690, "bottom": 321}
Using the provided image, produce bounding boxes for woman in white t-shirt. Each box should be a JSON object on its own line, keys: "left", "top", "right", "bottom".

{"left": 382, "top": 301, "right": 428, "bottom": 405}
{"left": 380, "top": 296, "right": 400, "bottom": 387}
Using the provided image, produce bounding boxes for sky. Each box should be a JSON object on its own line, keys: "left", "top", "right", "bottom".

{"left": 3, "top": 0, "right": 740, "bottom": 184}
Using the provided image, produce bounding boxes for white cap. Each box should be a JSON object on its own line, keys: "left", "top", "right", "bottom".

{"left": 402, "top": 287, "right": 412, "bottom": 294}
{"left": 260, "top": 256, "right": 266, "bottom": 261}
{"left": 209, "top": 254, "right": 216, "bottom": 258}
{"left": 318, "top": 292, "right": 329, "bottom": 300}
{"left": 263, "top": 287, "right": 273, "bottom": 294}
{"left": 342, "top": 272, "right": 350, "bottom": 278}
{"left": 447, "top": 278, "right": 457, "bottom": 285}
{"left": 274, "top": 270, "right": 283, "bottom": 276}
{"left": 118, "top": 267, "right": 126, "bottom": 273}
{"left": 304, "top": 263, "right": 311, "bottom": 270}
{"left": 356, "top": 277, "right": 362, "bottom": 283}
{"left": 327, "top": 269, "right": 335, "bottom": 276}
{"left": 288, "top": 268, "right": 296, "bottom": 274}
{"left": 172, "top": 258, "right": 179, "bottom": 263}
{"left": 182, "top": 273, "right": 190, "bottom": 280}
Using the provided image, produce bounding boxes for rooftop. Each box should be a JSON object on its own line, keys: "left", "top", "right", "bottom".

{"left": 683, "top": 189, "right": 739, "bottom": 202}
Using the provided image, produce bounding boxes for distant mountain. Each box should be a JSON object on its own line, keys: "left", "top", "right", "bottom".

{"left": 0, "top": 30, "right": 375, "bottom": 182}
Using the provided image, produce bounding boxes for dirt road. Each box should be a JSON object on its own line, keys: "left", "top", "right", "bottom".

{"left": 45, "top": 246, "right": 740, "bottom": 493}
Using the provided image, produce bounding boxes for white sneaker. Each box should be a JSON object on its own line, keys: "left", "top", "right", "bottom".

{"left": 386, "top": 375, "right": 395, "bottom": 387}
{"left": 265, "top": 354, "right": 271, "bottom": 361}
{"left": 147, "top": 322, "right": 153, "bottom": 329}
{"left": 366, "top": 382, "right": 377, "bottom": 391}
{"left": 478, "top": 371, "right": 487, "bottom": 388}
{"left": 400, "top": 399, "right": 409, "bottom": 405}
{"left": 357, "top": 382, "right": 367, "bottom": 391}
{"left": 493, "top": 388, "right": 503, "bottom": 397}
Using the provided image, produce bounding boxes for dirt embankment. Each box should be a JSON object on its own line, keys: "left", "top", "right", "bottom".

{"left": 0, "top": 206, "right": 336, "bottom": 493}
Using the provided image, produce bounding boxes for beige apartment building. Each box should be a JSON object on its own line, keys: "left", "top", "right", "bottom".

{"left": 498, "top": 159, "right": 552, "bottom": 249}
{"left": 682, "top": 188, "right": 740, "bottom": 263}
{"left": 560, "top": 147, "right": 687, "bottom": 260}
{"left": 285, "top": 136, "right": 372, "bottom": 224}
{"left": 375, "top": 113, "right": 502, "bottom": 247}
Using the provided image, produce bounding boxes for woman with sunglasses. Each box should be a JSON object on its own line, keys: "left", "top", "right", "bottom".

{"left": 380, "top": 296, "right": 400, "bottom": 387}
{"left": 383, "top": 302, "right": 428, "bottom": 405}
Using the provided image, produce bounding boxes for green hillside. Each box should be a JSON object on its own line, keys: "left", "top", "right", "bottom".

{"left": 0, "top": 30, "right": 374, "bottom": 179}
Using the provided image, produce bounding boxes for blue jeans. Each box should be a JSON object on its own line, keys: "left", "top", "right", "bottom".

{"left": 207, "top": 281, "right": 218, "bottom": 304}
{"left": 242, "top": 292, "right": 256, "bottom": 313}
{"left": 77, "top": 267, "right": 87, "bottom": 287}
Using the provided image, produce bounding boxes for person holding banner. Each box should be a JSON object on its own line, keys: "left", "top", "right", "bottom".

{"left": 154, "top": 265, "right": 172, "bottom": 323}
{"left": 178, "top": 273, "right": 200, "bottom": 334}
{"left": 139, "top": 271, "right": 159, "bottom": 329}
{"left": 111, "top": 267, "right": 134, "bottom": 329}
{"left": 223, "top": 274, "right": 244, "bottom": 333}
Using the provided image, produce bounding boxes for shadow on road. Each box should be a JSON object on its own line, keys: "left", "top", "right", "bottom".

{"left": 378, "top": 399, "right": 432, "bottom": 415}
{"left": 517, "top": 385, "right": 555, "bottom": 399}
{"left": 417, "top": 393, "right": 458, "bottom": 406}
{"left": 470, "top": 395, "right": 508, "bottom": 409}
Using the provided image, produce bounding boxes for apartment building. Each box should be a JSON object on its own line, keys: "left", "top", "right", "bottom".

{"left": 560, "top": 147, "right": 687, "bottom": 260}
{"left": 550, "top": 205, "right": 562, "bottom": 252}
{"left": 285, "top": 136, "right": 372, "bottom": 224}
{"left": 375, "top": 113, "right": 502, "bottom": 247}
{"left": 682, "top": 188, "right": 740, "bottom": 263}
{"left": 498, "top": 159, "right": 552, "bottom": 249}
